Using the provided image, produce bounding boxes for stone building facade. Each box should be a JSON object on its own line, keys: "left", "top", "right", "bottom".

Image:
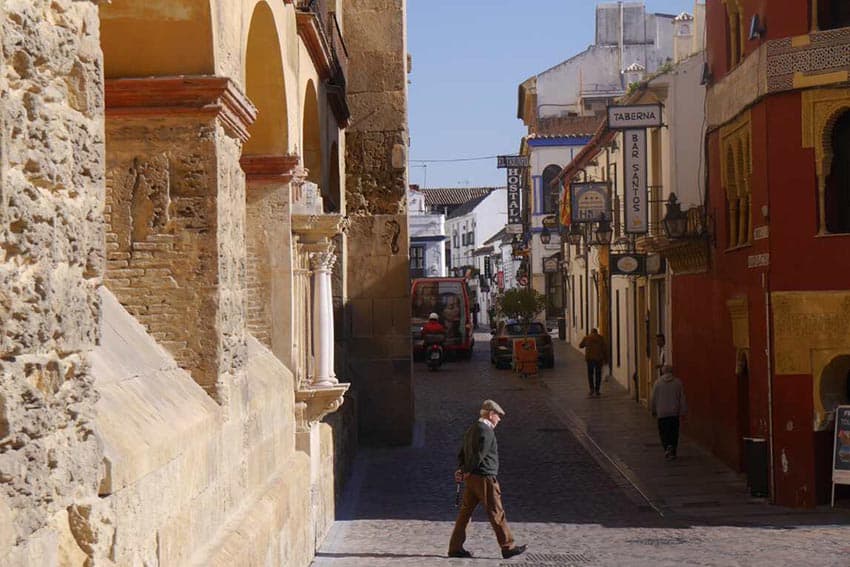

{"left": 0, "top": 0, "right": 408, "bottom": 565}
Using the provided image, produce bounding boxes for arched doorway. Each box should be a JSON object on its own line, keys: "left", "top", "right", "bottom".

{"left": 817, "top": 354, "right": 850, "bottom": 503}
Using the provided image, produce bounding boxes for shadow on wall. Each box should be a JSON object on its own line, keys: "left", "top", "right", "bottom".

{"left": 0, "top": 394, "right": 7, "bottom": 440}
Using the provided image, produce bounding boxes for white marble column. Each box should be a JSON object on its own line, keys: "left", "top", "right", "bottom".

{"left": 310, "top": 248, "right": 337, "bottom": 387}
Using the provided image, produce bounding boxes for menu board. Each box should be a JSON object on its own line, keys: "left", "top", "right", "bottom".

{"left": 833, "top": 405, "right": 850, "bottom": 484}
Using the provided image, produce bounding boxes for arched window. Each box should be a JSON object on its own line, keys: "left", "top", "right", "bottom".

{"left": 818, "top": 0, "right": 850, "bottom": 31}
{"left": 825, "top": 111, "right": 850, "bottom": 233}
{"left": 541, "top": 164, "right": 562, "bottom": 215}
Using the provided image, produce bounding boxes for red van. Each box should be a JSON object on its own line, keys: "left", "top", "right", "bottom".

{"left": 411, "top": 277, "right": 474, "bottom": 359}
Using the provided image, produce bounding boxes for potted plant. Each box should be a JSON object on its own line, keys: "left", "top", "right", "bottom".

{"left": 494, "top": 288, "right": 546, "bottom": 376}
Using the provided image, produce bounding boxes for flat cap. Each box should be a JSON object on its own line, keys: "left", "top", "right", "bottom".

{"left": 481, "top": 399, "right": 505, "bottom": 416}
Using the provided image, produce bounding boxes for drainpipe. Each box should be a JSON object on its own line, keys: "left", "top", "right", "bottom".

{"left": 764, "top": 272, "right": 775, "bottom": 503}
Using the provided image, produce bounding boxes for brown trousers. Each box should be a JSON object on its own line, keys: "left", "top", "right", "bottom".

{"left": 448, "top": 474, "right": 514, "bottom": 552}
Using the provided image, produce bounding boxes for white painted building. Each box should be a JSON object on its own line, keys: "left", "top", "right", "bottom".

{"left": 445, "top": 188, "right": 507, "bottom": 275}
{"left": 408, "top": 187, "right": 447, "bottom": 278}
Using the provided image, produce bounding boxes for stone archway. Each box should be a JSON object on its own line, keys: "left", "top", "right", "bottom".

{"left": 244, "top": 1, "right": 289, "bottom": 156}
{"left": 303, "top": 80, "right": 323, "bottom": 185}
{"left": 241, "top": 1, "right": 298, "bottom": 364}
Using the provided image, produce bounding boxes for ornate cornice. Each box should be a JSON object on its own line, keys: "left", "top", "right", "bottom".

{"left": 105, "top": 76, "right": 258, "bottom": 142}
{"left": 644, "top": 237, "right": 710, "bottom": 275}
{"left": 294, "top": 384, "right": 349, "bottom": 432}
{"left": 708, "top": 26, "right": 850, "bottom": 131}
{"left": 292, "top": 213, "right": 350, "bottom": 239}
{"left": 296, "top": 11, "right": 333, "bottom": 81}
{"left": 241, "top": 154, "right": 301, "bottom": 184}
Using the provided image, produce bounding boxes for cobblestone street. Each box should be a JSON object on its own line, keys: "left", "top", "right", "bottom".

{"left": 314, "top": 334, "right": 850, "bottom": 566}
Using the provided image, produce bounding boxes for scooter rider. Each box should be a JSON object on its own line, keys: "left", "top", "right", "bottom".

{"left": 422, "top": 312, "right": 446, "bottom": 336}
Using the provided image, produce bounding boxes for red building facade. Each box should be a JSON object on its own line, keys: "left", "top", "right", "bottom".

{"left": 673, "top": 0, "right": 850, "bottom": 507}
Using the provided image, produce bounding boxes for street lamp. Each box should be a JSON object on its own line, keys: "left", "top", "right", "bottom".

{"left": 594, "top": 219, "right": 613, "bottom": 245}
{"left": 567, "top": 225, "right": 584, "bottom": 246}
{"left": 540, "top": 226, "right": 552, "bottom": 245}
{"left": 662, "top": 193, "right": 689, "bottom": 240}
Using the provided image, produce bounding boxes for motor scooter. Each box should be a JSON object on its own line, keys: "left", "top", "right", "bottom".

{"left": 423, "top": 332, "right": 445, "bottom": 371}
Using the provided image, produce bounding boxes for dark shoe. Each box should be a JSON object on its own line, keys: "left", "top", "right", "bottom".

{"left": 448, "top": 549, "right": 473, "bottom": 558}
{"left": 502, "top": 544, "right": 527, "bottom": 559}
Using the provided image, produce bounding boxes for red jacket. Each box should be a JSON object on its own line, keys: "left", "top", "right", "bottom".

{"left": 421, "top": 321, "right": 446, "bottom": 335}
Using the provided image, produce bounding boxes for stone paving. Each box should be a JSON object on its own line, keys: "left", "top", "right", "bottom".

{"left": 313, "top": 333, "right": 850, "bottom": 567}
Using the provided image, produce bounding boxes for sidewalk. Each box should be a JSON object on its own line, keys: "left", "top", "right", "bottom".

{"left": 538, "top": 334, "right": 850, "bottom": 526}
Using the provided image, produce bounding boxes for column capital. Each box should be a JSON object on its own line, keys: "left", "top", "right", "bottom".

{"left": 105, "top": 76, "right": 258, "bottom": 142}
{"left": 309, "top": 250, "right": 337, "bottom": 272}
{"left": 241, "top": 154, "right": 301, "bottom": 185}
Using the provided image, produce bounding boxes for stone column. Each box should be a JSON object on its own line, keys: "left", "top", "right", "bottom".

{"left": 310, "top": 248, "right": 338, "bottom": 387}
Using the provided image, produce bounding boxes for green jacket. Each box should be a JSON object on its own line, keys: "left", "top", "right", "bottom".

{"left": 457, "top": 420, "right": 499, "bottom": 477}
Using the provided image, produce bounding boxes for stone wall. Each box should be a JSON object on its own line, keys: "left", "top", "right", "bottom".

{"left": 0, "top": 0, "right": 105, "bottom": 560}
{"left": 344, "top": 0, "right": 413, "bottom": 444}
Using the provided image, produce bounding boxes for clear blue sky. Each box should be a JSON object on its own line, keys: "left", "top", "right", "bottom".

{"left": 407, "top": 0, "right": 697, "bottom": 188}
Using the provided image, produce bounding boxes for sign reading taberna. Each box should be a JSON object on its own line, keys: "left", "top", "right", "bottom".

{"left": 610, "top": 253, "right": 646, "bottom": 276}
{"left": 570, "top": 182, "right": 611, "bottom": 224}
{"left": 607, "top": 103, "right": 663, "bottom": 130}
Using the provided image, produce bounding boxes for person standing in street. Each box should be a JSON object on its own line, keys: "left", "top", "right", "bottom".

{"left": 448, "top": 400, "right": 527, "bottom": 560}
{"left": 651, "top": 365, "right": 688, "bottom": 460}
{"left": 579, "top": 328, "right": 607, "bottom": 397}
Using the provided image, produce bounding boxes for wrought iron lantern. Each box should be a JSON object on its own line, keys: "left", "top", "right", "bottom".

{"left": 567, "top": 225, "right": 583, "bottom": 246}
{"left": 594, "top": 219, "right": 613, "bottom": 245}
{"left": 540, "top": 226, "right": 552, "bottom": 245}
{"left": 662, "top": 193, "right": 689, "bottom": 239}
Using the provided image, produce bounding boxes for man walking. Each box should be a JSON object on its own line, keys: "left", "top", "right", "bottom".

{"left": 651, "top": 365, "right": 688, "bottom": 460}
{"left": 579, "top": 328, "right": 606, "bottom": 396}
{"left": 448, "top": 400, "right": 527, "bottom": 560}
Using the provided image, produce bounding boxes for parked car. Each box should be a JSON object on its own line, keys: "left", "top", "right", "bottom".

{"left": 489, "top": 320, "right": 554, "bottom": 369}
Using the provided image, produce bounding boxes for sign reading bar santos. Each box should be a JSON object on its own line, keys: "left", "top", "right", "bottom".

{"left": 624, "top": 129, "right": 648, "bottom": 234}
{"left": 607, "top": 103, "right": 663, "bottom": 130}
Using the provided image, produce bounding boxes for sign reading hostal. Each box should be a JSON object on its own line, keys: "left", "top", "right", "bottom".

{"left": 506, "top": 167, "right": 523, "bottom": 227}
{"left": 607, "top": 103, "right": 663, "bottom": 130}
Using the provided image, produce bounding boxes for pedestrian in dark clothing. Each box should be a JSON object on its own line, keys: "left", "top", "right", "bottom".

{"left": 448, "top": 400, "right": 527, "bottom": 560}
{"left": 651, "top": 365, "right": 688, "bottom": 460}
{"left": 579, "top": 328, "right": 607, "bottom": 397}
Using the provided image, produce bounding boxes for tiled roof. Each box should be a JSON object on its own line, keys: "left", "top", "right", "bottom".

{"left": 532, "top": 115, "right": 604, "bottom": 138}
{"left": 482, "top": 227, "right": 507, "bottom": 246}
{"left": 447, "top": 193, "right": 490, "bottom": 219}
{"left": 421, "top": 186, "right": 498, "bottom": 207}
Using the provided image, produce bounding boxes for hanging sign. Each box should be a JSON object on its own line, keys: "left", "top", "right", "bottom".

{"left": 497, "top": 155, "right": 530, "bottom": 168}
{"left": 607, "top": 103, "right": 663, "bottom": 130}
{"left": 506, "top": 167, "right": 523, "bottom": 231}
{"left": 611, "top": 253, "right": 646, "bottom": 276}
{"left": 569, "top": 182, "right": 611, "bottom": 224}
{"left": 624, "top": 129, "right": 648, "bottom": 234}
{"left": 542, "top": 255, "right": 560, "bottom": 273}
